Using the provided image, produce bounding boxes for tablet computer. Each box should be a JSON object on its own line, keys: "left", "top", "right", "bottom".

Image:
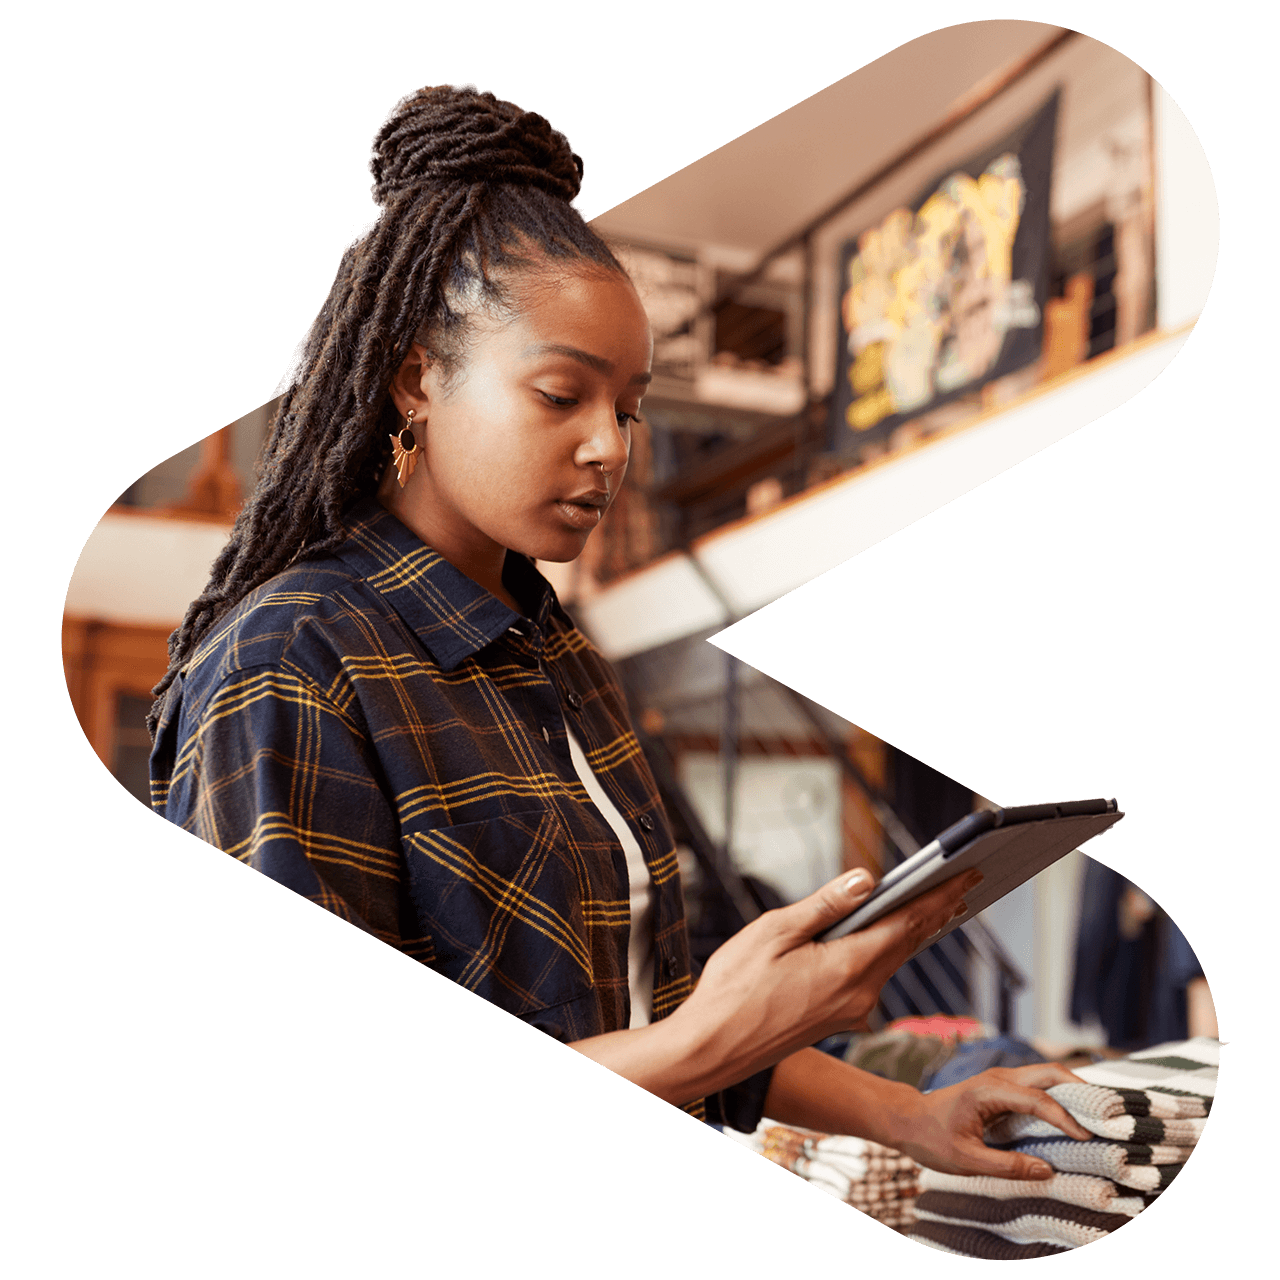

{"left": 818, "top": 798, "right": 1124, "bottom": 957}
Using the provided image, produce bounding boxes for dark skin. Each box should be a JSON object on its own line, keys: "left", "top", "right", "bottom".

{"left": 381, "top": 268, "right": 646, "bottom": 610}
{"left": 570, "top": 865, "right": 1090, "bottom": 1179}
{"left": 382, "top": 263, "right": 1092, "bottom": 1177}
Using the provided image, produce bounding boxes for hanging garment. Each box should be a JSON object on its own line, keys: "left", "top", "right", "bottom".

{"left": 1070, "top": 860, "right": 1205, "bottom": 1049}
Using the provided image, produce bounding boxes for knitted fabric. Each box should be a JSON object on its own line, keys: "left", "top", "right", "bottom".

{"left": 907, "top": 1037, "right": 1216, "bottom": 1256}
{"left": 918, "top": 1168, "right": 1150, "bottom": 1216}
{"left": 915, "top": 1189, "right": 1134, "bottom": 1248}
{"left": 987, "top": 1109, "right": 1205, "bottom": 1146}
{"left": 736, "top": 1121, "right": 922, "bottom": 1228}
{"left": 986, "top": 1136, "right": 1183, "bottom": 1192}
{"left": 907, "top": 1220, "right": 1069, "bottom": 1258}
{"left": 1057, "top": 1038, "right": 1217, "bottom": 1107}
{"left": 725, "top": 1038, "right": 1215, "bottom": 1254}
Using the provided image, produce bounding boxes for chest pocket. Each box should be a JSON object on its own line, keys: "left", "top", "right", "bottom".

{"left": 402, "top": 807, "right": 600, "bottom": 1022}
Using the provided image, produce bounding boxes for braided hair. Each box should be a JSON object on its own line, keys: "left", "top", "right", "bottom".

{"left": 148, "top": 85, "right": 626, "bottom": 733}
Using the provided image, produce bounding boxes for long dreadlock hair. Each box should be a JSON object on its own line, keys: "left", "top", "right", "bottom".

{"left": 148, "top": 85, "right": 627, "bottom": 735}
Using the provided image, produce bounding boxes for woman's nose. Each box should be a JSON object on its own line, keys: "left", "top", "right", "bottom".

{"left": 578, "top": 409, "right": 631, "bottom": 475}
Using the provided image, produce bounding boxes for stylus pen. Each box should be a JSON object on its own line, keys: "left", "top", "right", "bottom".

{"left": 876, "top": 838, "right": 943, "bottom": 887}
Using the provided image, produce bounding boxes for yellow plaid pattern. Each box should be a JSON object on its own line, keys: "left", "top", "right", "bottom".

{"left": 147, "top": 498, "right": 782, "bottom": 1124}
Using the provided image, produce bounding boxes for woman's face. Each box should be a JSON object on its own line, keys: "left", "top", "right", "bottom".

{"left": 385, "top": 266, "right": 652, "bottom": 575}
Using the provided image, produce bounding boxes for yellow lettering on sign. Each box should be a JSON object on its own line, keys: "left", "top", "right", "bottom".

{"left": 848, "top": 387, "right": 896, "bottom": 431}
{"left": 850, "top": 342, "right": 885, "bottom": 395}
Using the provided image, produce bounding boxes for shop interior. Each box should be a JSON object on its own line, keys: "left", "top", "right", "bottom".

{"left": 62, "top": 21, "right": 1218, "bottom": 1256}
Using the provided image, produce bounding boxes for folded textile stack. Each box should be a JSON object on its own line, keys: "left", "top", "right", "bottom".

{"left": 841, "top": 1030, "right": 957, "bottom": 1090}
{"left": 906, "top": 1037, "right": 1217, "bottom": 1258}
{"left": 836, "top": 1017, "right": 1048, "bottom": 1093}
{"left": 725, "top": 1121, "right": 922, "bottom": 1229}
{"left": 882, "top": 1015, "right": 988, "bottom": 1041}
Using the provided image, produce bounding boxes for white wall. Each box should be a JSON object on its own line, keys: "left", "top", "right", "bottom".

{"left": 65, "top": 514, "right": 231, "bottom": 626}
{"left": 678, "top": 752, "right": 843, "bottom": 903}
{"left": 1153, "top": 84, "right": 1219, "bottom": 330}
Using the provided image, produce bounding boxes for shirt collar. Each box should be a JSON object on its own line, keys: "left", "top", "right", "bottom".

{"left": 334, "top": 497, "right": 559, "bottom": 671}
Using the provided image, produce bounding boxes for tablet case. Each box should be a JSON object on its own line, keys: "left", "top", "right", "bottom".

{"left": 820, "top": 799, "right": 1124, "bottom": 958}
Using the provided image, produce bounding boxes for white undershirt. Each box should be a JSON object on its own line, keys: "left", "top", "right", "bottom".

{"left": 563, "top": 722, "right": 655, "bottom": 1028}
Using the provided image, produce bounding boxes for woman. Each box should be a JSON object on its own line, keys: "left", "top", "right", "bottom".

{"left": 149, "top": 84, "right": 1090, "bottom": 1172}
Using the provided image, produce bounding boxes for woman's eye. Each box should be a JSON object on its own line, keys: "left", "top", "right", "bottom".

{"left": 538, "top": 389, "right": 637, "bottom": 426}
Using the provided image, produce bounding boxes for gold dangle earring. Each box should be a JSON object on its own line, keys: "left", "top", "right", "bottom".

{"left": 390, "top": 409, "right": 421, "bottom": 488}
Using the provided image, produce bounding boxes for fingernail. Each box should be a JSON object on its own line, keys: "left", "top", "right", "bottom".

{"left": 842, "top": 869, "right": 872, "bottom": 895}
{"left": 951, "top": 903, "right": 968, "bottom": 920}
{"left": 1029, "top": 1161, "right": 1053, "bottom": 1179}
{"left": 965, "top": 870, "right": 984, "bottom": 890}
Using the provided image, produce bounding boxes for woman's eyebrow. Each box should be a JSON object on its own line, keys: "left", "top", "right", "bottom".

{"left": 522, "top": 342, "right": 652, "bottom": 385}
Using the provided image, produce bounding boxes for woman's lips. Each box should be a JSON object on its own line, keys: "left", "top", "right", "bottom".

{"left": 554, "top": 498, "right": 606, "bottom": 530}
{"left": 553, "top": 486, "right": 609, "bottom": 531}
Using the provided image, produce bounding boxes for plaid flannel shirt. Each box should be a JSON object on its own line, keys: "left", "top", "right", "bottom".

{"left": 150, "top": 496, "right": 771, "bottom": 1126}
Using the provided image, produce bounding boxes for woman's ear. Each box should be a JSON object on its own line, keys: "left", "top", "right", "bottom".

{"left": 386, "top": 342, "right": 432, "bottom": 421}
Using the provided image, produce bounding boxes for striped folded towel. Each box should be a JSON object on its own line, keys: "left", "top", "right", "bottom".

{"left": 758, "top": 1126, "right": 915, "bottom": 1186}
{"left": 906, "top": 1220, "right": 1068, "bottom": 1258}
{"left": 985, "top": 1041, "right": 1212, "bottom": 1153}
{"left": 790, "top": 1161, "right": 918, "bottom": 1205}
{"left": 1053, "top": 1040, "right": 1217, "bottom": 1111}
{"left": 914, "top": 1189, "right": 1133, "bottom": 1249}
{"left": 1050, "top": 1079, "right": 1211, "bottom": 1120}
{"left": 918, "top": 1168, "right": 1150, "bottom": 1217}
{"left": 987, "top": 1109, "right": 1205, "bottom": 1147}
{"left": 729, "top": 1122, "right": 922, "bottom": 1224}
{"left": 903, "top": 1038, "right": 1217, "bottom": 1257}
{"left": 989, "top": 1136, "right": 1184, "bottom": 1192}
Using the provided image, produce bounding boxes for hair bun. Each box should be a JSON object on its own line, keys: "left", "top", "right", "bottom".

{"left": 371, "top": 85, "right": 583, "bottom": 206}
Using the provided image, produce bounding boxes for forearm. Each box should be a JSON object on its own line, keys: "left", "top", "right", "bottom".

{"left": 567, "top": 867, "right": 982, "bottom": 1110}
{"left": 568, "top": 1004, "right": 782, "bottom": 1107}
{"left": 762, "top": 1047, "right": 925, "bottom": 1149}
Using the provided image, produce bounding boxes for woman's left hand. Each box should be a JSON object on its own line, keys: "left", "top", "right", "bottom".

{"left": 892, "top": 1063, "right": 1094, "bottom": 1179}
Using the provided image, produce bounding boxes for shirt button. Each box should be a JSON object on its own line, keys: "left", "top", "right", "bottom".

{"left": 666, "top": 955, "right": 678, "bottom": 977}
{"left": 638, "top": 814, "right": 654, "bottom": 832}
{"left": 566, "top": 691, "right": 583, "bottom": 710}
{"left": 542, "top": 726, "right": 551, "bottom": 743}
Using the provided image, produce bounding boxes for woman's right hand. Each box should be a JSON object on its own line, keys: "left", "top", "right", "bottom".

{"left": 656, "top": 864, "right": 983, "bottom": 1104}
